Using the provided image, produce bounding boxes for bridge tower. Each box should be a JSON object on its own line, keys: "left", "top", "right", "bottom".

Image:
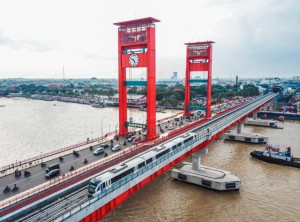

{"left": 184, "top": 41, "right": 215, "bottom": 117}
{"left": 114, "top": 17, "right": 160, "bottom": 141}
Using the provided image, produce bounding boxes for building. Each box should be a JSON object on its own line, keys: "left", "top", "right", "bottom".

{"left": 110, "top": 94, "right": 147, "bottom": 108}
{"left": 171, "top": 72, "right": 178, "bottom": 80}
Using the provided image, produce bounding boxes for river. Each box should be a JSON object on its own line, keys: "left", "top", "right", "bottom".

{"left": 1, "top": 97, "right": 299, "bottom": 221}
{"left": 102, "top": 114, "right": 300, "bottom": 221}
{"left": 0, "top": 97, "right": 176, "bottom": 166}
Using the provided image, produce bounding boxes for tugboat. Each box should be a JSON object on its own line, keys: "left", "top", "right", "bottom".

{"left": 250, "top": 144, "right": 300, "bottom": 168}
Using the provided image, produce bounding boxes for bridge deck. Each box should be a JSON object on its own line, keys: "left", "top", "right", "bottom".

{"left": 0, "top": 94, "right": 276, "bottom": 219}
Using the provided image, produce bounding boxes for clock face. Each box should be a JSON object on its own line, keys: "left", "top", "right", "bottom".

{"left": 129, "top": 53, "right": 139, "bottom": 67}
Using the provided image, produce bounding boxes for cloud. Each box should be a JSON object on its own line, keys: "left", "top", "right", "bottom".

{"left": 0, "top": 32, "right": 57, "bottom": 52}
{"left": 0, "top": 0, "right": 299, "bottom": 78}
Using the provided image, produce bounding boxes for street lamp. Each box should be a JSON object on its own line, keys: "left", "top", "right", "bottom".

{"left": 101, "top": 116, "right": 107, "bottom": 138}
{"left": 115, "top": 124, "right": 119, "bottom": 135}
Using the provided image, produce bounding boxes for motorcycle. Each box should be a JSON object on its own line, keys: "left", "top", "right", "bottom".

{"left": 59, "top": 156, "right": 64, "bottom": 161}
{"left": 14, "top": 170, "right": 21, "bottom": 178}
{"left": 12, "top": 185, "right": 19, "bottom": 192}
{"left": 69, "top": 165, "right": 75, "bottom": 171}
{"left": 73, "top": 150, "right": 80, "bottom": 157}
{"left": 24, "top": 170, "right": 31, "bottom": 177}
{"left": 104, "top": 152, "right": 108, "bottom": 157}
{"left": 3, "top": 185, "right": 10, "bottom": 193}
{"left": 84, "top": 159, "right": 88, "bottom": 164}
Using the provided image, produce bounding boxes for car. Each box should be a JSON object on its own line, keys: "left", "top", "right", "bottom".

{"left": 112, "top": 145, "right": 121, "bottom": 152}
{"left": 127, "top": 136, "right": 136, "bottom": 142}
{"left": 93, "top": 147, "right": 105, "bottom": 155}
{"left": 133, "top": 137, "right": 142, "bottom": 144}
{"left": 45, "top": 163, "right": 60, "bottom": 173}
{"left": 167, "top": 124, "right": 174, "bottom": 130}
{"left": 174, "top": 117, "right": 180, "bottom": 122}
{"left": 100, "top": 144, "right": 109, "bottom": 149}
{"left": 45, "top": 169, "right": 60, "bottom": 179}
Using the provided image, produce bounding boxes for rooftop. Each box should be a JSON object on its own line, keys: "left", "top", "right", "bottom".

{"left": 185, "top": 41, "right": 215, "bottom": 46}
{"left": 113, "top": 17, "right": 160, "bottom": 26}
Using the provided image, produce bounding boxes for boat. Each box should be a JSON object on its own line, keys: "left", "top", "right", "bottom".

{"left": 250, "top": 144, "right": 300, "bottom": 168}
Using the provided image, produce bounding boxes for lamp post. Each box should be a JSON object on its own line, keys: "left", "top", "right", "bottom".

{"left": 115, "top": 124, "right": 119, "bottom": 135}
{"left": 101, "top": 116, "right": 107, "bottom": 138}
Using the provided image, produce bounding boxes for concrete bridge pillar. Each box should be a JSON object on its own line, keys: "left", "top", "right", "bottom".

{"left": 192, "top": 148, "right": 208, "bottom": 170}
{"left": 237, "top": 121, "right": 244, "bottom": 134}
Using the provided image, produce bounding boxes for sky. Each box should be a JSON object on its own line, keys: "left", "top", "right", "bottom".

{"left": 0, "top": 0, "right": 299, "bottom": 79}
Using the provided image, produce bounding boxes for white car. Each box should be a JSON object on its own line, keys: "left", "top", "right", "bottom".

{"left": 127, "top": 136, "right": 136, "bottom": 142}
{"left": 93, "top": 147, "right": 105, "bottom": 155}
{"left": 167, "top": 124, "right": 174, "bottom": 130}
{"left": 112, "top": 145, "right": 121, "bottom": 152}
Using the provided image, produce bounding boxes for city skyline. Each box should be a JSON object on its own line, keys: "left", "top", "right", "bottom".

{"left": 0, "top": 0, "right": 299, "bottom": 79}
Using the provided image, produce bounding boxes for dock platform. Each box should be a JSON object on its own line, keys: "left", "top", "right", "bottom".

{"left": 171, "top": 162, "right": 240, "bottom": 191}
{"left": 171, "top": 149, "right": 240, "bottom": 191}
{"left": 245, "top": 118, "right": 283, "bottom": 129}
{"left": 224, "top": 131, "right": 268, "bottom": 143}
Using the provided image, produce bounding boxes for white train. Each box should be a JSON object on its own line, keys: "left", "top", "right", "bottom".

{"left": 88, "top": 132, "right": 197, "bottom": 196}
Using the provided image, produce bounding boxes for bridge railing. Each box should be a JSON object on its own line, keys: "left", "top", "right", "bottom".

{"left": 0, "top": 130, "right": 182, "bottom": 210}
{"left": 56, "top": 96, "right": 272, "bottom": 220}
{"left": 1, "top": 96, "right": 261, "bottom": 208}
{"left": 0, "top": 94, "right": 276, "bottom": 216}
{"left": 53, "top": 134, "right": 208, "bottom": 221}
{"left": 0, "top": 110, "right": 184, "bottom": 174}
{"left": 47, "top": 97, "right": 267, "bottom": 220}
{"left": 0, "top": 130, "right": 118, "bottom": 173}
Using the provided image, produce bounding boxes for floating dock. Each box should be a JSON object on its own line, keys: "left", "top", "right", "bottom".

{"left": 245, "top": 118, "right": 283, "bottom": 129}
{"left": 258, "top": 111, "right": 300, "bottom": 121}
{"left": 224, "top": 131, "right": 268, "bottom": 143}
{"left": 171, "top": 150, "right": 240, "bottom": 191}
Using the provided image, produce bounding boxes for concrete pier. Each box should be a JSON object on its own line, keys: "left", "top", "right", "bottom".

{"left": 171, "top": 149, "right": 240, "bottom": 191}
{"left": 224, "top": 131, "right": 268, "bottom": 143}
{"left": 245, "top": 118, "right": 283, "bottom": 129}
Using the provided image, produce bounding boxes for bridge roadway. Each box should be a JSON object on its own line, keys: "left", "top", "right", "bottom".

{"left": 0, "top": 113, "right": 197, "bottom": 201}
{"left": 17, "top": 93, "right": 276, "bottom": 221}
{"left": 0, "top": 98, "right": 247, "bottom": 202}
{"left": 0, "top": 95, "right": 270, "bottom": 219}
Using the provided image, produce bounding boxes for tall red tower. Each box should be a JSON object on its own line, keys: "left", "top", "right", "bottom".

{"left": 114, "top": 17, "right": 159, "bottom": 141}
{"left": 184, "top": 41, "right": 215, "bottom": 117}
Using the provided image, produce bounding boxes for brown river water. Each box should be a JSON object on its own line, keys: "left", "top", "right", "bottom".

{"left": 103, "top": 120, "right": 300, "bottom": 222}
{"left": 0, "top": 97, "right": 299, "bottom": 221}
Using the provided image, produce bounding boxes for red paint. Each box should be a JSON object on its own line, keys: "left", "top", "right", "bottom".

{"left": 114, "top": 18, "right": 159, "bottom": 140}
{"left": 81, "top": 97, "right": 278, "bottom": 222}
{"left": 80, "top": 119, "right": 248, "bottom": 222}
{"left": 1, "top": 96, "right": 274, "bottom": 218}
{"left": 184, "top": 41, "right": 215, "bottom": 118}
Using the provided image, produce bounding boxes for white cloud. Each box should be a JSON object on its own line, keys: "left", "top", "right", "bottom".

{"left": 0, "top": 0, "right": 299, "bottom": 79}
